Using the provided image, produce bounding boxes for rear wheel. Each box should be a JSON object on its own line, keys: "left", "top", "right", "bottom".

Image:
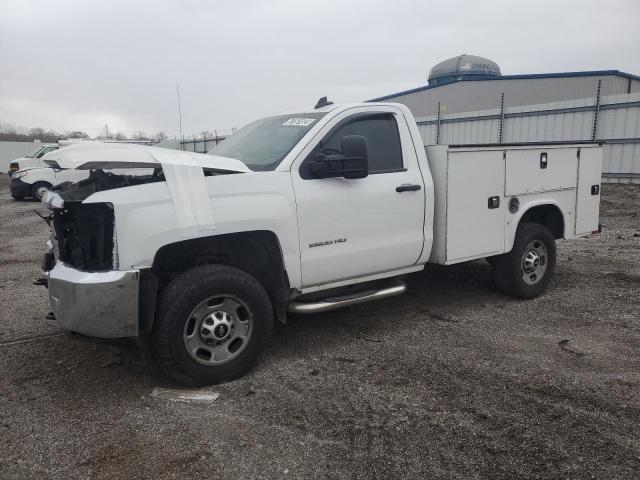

{"left": 11, "top": 194, "right": 25, "bottom": 200}
{"left": 152, "top": 265, "right": 273, "bottom": 386}
{"left": 492, "top": 222, "right": 556, "bottom": 298}
{"left": 31, "top": 181, "right": 52, "bottom": 201}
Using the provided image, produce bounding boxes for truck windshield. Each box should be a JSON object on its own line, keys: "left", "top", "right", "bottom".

{"left": 25, "top": 147, "right": 45, "bottom": 158}
{"left": 207, "top": 113, "right": 326, "bottom": 171}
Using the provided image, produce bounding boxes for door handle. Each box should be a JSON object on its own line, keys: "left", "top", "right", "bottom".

{"left": 396, "top": 184, "right": 422, "bottom": 192}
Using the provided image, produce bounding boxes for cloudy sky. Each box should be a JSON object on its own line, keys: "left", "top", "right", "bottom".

{"left": 1, "top": 0, "right": 639, "bottom": 138}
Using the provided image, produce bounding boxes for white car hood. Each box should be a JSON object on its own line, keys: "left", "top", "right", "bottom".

{"left": 41, "top": 142, "right": 250, "bottom": 173}
{"left": 42, "top": 142, "right": 250, "bottom": 238}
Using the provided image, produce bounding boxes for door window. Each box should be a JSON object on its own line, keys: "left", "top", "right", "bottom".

{"left": 302, "top": 114, "right": 403, "bottom": 178}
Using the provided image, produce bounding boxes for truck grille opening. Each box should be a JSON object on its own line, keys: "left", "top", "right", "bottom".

{"left": 53, "top": 202, "right": 115, "bottom": 271}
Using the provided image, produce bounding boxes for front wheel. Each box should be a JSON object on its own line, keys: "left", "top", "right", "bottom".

{"left": 31, "top": 181, "right": 52, "bottom": 201}
{"left": 152, "top": 265, "right": 273, "bottom": 386}
{"left": 492, "top": 223, "right": 556, "bottom": 299}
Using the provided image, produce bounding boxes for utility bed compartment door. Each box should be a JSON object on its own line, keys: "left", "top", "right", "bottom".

{"left": 446, "top": 150, "right": 505, "bottom": 262}
{"left": 575, "top": 147, "right": 603, "bottom": 235}
{"left": 505, "top": 148, "right": 578, "bottom": 196}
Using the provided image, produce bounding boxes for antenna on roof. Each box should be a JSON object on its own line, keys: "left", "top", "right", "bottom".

{"left": 314, "top": 96, "right": 334, "bottom": 109}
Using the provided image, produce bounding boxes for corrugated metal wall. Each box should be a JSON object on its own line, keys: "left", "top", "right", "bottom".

{"left": 413, "top": 92, "right": 640, "bottom": 184}
{"left": 386, "top": 74, "right": 632, "bottom": 117}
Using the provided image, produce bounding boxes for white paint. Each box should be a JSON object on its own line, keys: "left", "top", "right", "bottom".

{"left": 426, "top": 143, "right": 603, "bottom": 265}
{"left": 41, "top": 142, "right": 250, "bottom": 235}
{"left": 145, "top": 148, "right": 216, "bottom": 237}
{"left": 505, "top": 147, "right": 578, "bottom": 196}
{"left": 575, "top": 147, "right": 603, "bottom": 235}
{"left": 446, "top": 149, "right": 505, "bottom": 261}
{"left": 290, "top": 104, "right": 427, "bottom": 287}
{"left": 42, "top": 141, "right": 249, "bottom": 173}
{"left": 44, "top": 102, "right": 602, "bottom": 297}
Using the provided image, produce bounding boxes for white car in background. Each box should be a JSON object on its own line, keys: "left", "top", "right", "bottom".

{"left": 10, "top": 166, "right": 90, "bottom": 200}
{"left": 10, "top": 142, "right": 147, "bottom": 200}
{"left": 10, "top": 149, "right": 91, "bottom": 201}
{"left": 7, "top": 144, "right": 59, "bottom": 175}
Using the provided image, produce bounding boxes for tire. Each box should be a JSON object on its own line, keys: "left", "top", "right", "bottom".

{"left": 31, "top": 182, "right": 52, "bottom": 201}
{"left": 492, "top": 223, "right": 556, "bottom": 299}
{"left": 152, "top": 264, "right": 273, "bottom": 386}
{"left": 11, "top": 195, "right": 25, "bottom": 200}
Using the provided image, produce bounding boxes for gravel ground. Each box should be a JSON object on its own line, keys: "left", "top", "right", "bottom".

{"left": 0, "top": 174, "right": 639, "bottom": 479}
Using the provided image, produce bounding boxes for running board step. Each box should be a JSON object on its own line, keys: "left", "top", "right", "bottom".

{"left": 288, "top": 282, "right": 406, "bottom": 314}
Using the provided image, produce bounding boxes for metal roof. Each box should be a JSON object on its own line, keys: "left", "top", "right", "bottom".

{"left": 428, "top": 54, "right": 501, "bottom": 85}
{"left": 369, "top": 70, "right": 640, "bottom": 102}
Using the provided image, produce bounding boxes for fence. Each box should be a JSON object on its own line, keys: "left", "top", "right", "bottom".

{"left": 180, "top": 135, "right": 228, "bottom": 153}
{"left": 415, "top": 88, "right": 640, "bottom": 184}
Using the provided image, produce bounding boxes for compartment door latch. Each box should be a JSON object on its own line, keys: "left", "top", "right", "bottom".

{"left": 540, "top": 152, "right": 548, "bottom": 169}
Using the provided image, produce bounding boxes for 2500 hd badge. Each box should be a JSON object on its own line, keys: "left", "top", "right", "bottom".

{"left": 309, "top": 237, "right": 347, "bottom": 248}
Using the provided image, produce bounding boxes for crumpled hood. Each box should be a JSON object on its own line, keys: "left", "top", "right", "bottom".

{"left": 41, "top": 142, "right": 250, "bottom": 173}
{"left": 41, "top": 142, "right": 250, "bottom": 238}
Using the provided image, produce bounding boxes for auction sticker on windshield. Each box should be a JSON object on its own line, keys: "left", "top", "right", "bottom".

{"left": 282, "top": 118, "right": 316, "bottom": 127}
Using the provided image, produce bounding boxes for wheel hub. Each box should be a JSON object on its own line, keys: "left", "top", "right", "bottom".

{"left": 523, "top": 251, "right": 541, "bottom": 272}
{"left": 521, "top": 240, "right": 548, "bottom": 285}
{"left": 200, "top": 311, "right": 234, "bottom": 343}
{"left": 183, "top": 295, "right": 253, "bottom": 366}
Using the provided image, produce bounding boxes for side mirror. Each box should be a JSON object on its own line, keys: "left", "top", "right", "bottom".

{"left": 309, "top": 135, "right": 369, "bottom": 179}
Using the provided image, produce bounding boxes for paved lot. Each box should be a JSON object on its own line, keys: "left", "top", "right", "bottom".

{"left": 0, "top": 174, "right": 639, "bottom": 479}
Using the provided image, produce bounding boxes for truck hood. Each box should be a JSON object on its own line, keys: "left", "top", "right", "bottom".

{"left": 41, "top": 143, "right": 250, "bottom": 237}
{"left": 41, "top": 142, "right": 250, "bottom": 173}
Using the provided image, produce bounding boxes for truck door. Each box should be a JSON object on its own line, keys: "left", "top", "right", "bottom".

{"left": 291, "top": 108, "right": 425, "bottom": 287}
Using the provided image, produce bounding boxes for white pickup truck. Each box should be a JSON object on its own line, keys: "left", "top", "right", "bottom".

{"left": 40, "top": 101, "right": 603, "bottom": 385}
{"left": 7, "top": 143, "right": 59, "bottom": 176}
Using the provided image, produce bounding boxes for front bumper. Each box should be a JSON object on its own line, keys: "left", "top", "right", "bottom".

{"left": 47, "top": 262, "right": 140, "bottom": 338}
{"left": 10, "top": 178, "right": 31, "bottom": 198}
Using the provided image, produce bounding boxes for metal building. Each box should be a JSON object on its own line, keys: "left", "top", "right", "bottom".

{"left": 371, "top": 55, "right": 640, "bottom": 183}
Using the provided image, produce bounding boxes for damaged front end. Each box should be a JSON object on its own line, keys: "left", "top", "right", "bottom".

{"left": 38, "top": 143, "right": 249, "bottom": 340}
{"left": 49, "top": 166, "right": 166, "bottom": 203}
{"left": 39, "top": 169, "right": 165, "bottom": 339}
{"left": 42, "top": 167, "right": 166, "bottom": 271}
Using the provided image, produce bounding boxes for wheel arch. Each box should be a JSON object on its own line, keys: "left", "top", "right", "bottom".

{"left": 140, "top": 230, "right": 290, "bottom": 333}
{"left": 30, "top": 180, "right": 53, "bottom": 195}
{"left": 506, "top": 200, "right": 567, "bottom": 252}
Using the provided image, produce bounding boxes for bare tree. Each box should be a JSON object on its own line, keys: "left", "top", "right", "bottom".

{"left": 0, "top": 122, "right": 59, "bottom": 142}
{"left": 64, "top": 130, "right": 90, "bottom": 139}
{"left": 154, "top": 131, "right": 168, "bottom": 142}
{"left": 29, "top": 127, "right": 46, "bottom": 139}
{"left": 133, "top": 131, "right": 150, "bottom": 141}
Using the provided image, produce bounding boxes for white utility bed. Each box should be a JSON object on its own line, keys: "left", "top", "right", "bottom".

{"left": 425, "top": 143, "right": 603, "bottom": 265}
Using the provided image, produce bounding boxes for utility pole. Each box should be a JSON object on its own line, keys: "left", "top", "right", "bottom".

{"left": 176, "top": 83, "right": 183, "bottom": 150}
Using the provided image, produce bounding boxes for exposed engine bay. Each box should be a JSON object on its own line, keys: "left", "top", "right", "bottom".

{"left": 52, "top": 167, "right": 238, "bottom": 202}
{"left": 52, "top": 168, "right": 165, "bottom": 201}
